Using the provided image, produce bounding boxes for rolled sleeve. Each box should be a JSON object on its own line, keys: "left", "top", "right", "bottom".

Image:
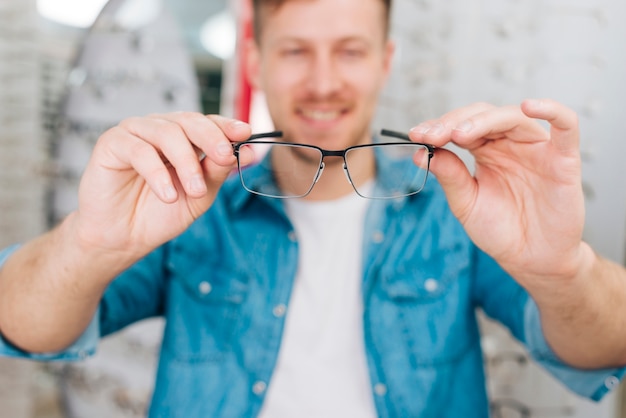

{"left": 524, "top": 298, "right": 626, "bottom": 401}
{"left": 0, "top": 244, "right": 99, "bottom": 362}
{"left": 0, "top": 244, "right": 19, "bottom": 266}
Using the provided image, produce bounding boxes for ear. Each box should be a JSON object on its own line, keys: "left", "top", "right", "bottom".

{"left": 244, "top": 38, "right": 262, "bottom": 90}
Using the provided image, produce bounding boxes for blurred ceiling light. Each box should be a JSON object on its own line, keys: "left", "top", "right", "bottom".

{"left": 37, "top": 0, "right": 109, "bottom": 28}
{"left": 200, "top": 10, "right": 236, "bottom": 60}
{"left": 114, "top": 0, "right": 162, "bottom": 30}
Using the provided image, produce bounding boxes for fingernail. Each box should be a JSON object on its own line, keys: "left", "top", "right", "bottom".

{"left": 162, "top": 184, "right": 177, "bottom": 201}
{"left": 190, "top": 174, "right": 206, "bottom": 193}
{"left": 526, "top": 99, "right": 543, "bottom": 109}
{"left": 426, "top": 123, "right": 444, "bottom": 136}
{"left": 410, "top": 124, "right": 430, "bottom": 135}
{"left": 231, "top": 120, "right": 247, "bottom": 129}
{"left": 454, "top": 120, "right": 473, "bottom": 134}
{"left": 217, "top": 142, "right": 233, "bottom": 156}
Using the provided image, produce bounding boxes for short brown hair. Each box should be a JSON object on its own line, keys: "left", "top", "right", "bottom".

{"left": 251, "top": 0, "right": 393, "bottom": 42}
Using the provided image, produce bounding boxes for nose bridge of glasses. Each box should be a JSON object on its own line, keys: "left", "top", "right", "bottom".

{"left": 318, "top": 149, "right": 352, "bottom": 186}
{"left": 320, "top": 149, "right": 345, "bottom": 158}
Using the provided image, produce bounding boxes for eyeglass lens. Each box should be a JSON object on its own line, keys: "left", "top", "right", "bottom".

{"left": 345, "top": 143, "right": 429, "bottom": 199}
{"left": 238, "top": 142, "right": 323, "bottom": 198}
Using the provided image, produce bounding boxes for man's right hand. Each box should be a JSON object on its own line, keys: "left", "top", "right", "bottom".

{"left": 73, "top": 112, "right": 252, "bottom": 263}
{"left": 0, "top": 112, "right": 253, "bottom": 353}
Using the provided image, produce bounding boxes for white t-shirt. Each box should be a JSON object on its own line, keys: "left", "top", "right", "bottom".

{"left": 258, "top": 190, "right": 377, "bottom": 418}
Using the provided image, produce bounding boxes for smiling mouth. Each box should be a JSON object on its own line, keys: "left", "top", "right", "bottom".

{"left": 299, "top": 108, "right": 345, "bottom": 121}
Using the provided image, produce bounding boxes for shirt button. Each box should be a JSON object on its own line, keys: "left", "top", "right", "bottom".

{"left": 252, "top": 380, "right": 267, "bottom": 395}
{"left": 374, "top": 383, "right": 387, "bottom": 396}
{"left": 424, "top": 278, "right": 439, "bottom": 293}
{"left": 605, "top": 376, "right": 619, "bottom": 390}
{"left": 272, "top": 304, "right": 287, "bottom": 317}
{"left": 288, "top": 231, "right": 297, "bottom": 242}
{"left": 372, "top": 231, "right": 384, "bottom": 244}
{"left": 198, "top": 281, "right": 212, "bottom": 295}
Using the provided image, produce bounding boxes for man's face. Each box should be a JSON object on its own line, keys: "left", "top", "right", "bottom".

{"left": 247, "top": 0, "right": 394, "bottom": 150}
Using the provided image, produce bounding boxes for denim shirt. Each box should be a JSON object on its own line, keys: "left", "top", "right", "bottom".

{"left": 0, "top": 150, "right": 624, "bottom": 418}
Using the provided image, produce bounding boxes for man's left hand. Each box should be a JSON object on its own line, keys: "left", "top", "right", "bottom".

{"left": 409, "top": 99, "right": 586, "bottom": 288}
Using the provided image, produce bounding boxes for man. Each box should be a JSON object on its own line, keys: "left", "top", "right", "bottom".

{"left": 1, "top": 0, "right": 626, "bottom": 416}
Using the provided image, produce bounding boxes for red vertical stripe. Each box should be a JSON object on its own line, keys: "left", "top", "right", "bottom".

{"left": 235, "top": 0, "right": 253, "bottom": 122}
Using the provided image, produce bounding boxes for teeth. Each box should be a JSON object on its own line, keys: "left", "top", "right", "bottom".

{"left": 302, "top": 109, "right": 341, "bottom": 121}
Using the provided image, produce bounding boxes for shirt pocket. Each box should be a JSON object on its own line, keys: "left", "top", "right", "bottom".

{"left": 163, "top": 250, "right": 250, "bottom": 363}
{"left": 377, "top": 250, "right": 477, "bottom": 366}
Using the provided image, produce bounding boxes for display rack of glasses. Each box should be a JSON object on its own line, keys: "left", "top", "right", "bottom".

{"left": 40, "top": 1, "right": 200, "bottom": 417}
{"left": 48, "top": 0, "right": 200, "bottom": 225}
{"left": 0, "top": 2, "right": 48, "bottom": 417}
{"left": 0, "top": 0, "right": 45, "bottom": 244}
{"left": 480, "top": 313, "right": 579, "bottom": 418}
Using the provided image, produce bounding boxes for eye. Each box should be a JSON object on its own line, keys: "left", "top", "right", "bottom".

{"left": 346, "top": 50, "right": 362, "bottom": 57}
{"left": 282, "top": 47, "right": 305, "bottom": 57}
{"left": 340, "top": 46, "right": 366, "bottom": 58}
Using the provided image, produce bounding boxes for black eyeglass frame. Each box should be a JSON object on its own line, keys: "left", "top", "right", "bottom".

{"left": 231, "top": 129, "right": 436, "bottom": 199}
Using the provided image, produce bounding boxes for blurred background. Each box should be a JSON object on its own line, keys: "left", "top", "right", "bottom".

{"left": 0, "top": 0, "right": 625, "bottom": 417}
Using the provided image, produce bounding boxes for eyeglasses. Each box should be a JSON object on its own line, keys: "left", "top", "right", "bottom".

{"left": 232, "top": 129, "right": 435, "bottom": 199}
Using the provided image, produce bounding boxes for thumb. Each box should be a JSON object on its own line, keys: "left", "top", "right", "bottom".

{"left": 427, "top": 148, "right": 477, "bottom": 222}
{"left": 201, "top": 154, "right": 238, "bottom": 189}
{"left": 201, "top": 141, "right": 257, "bottom": 192}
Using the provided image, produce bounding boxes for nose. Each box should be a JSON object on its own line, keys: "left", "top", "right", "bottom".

{"left": 305, "top": 50, "right": 342, "bottom": 97}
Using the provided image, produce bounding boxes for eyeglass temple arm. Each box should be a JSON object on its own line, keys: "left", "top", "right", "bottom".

{"left": 380, "top": 128, "right": 411, "bottom": 141}
{"left": 231, "top": 131, "right": 284, "bottom": 149}
{"left": 380, "top": 129, "right": 436, "bottom": 154}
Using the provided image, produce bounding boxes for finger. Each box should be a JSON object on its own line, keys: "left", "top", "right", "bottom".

{"left": 151, "top": 113, "right": 252, "bottom": 196}
{"left": 204, "top": 115, "right": 251, "bottom": 163}
{"left": 157, "top": 112, "right": 251, "bottom": 166}
{"left": 206, "top": 114, "right": 252, "bottom": 143}
{"left": 521, "top": 98, "right": 580, "bottom": 152}
{"left": 98, "top": 127, "right": 179, "bottom": 203}
{"left": 409, "top": 103, "right": 550, "bottom": 152}
{"left": 200, "top": 154, "right": 239, "bottom": 187}
{"left": 426, "top": 148, "right": 477, "bottom": 222}
{"left": 448, "top": 105, "right": 550, "bottom": 150}
{"left": 409, "top": 102, "right": 494, "bottom": 147}
{"left": 119, "top": 116, "right": 209, "bottom": 198}
{"left": 233, "top": 145, "right": 256, "bottom": 168}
